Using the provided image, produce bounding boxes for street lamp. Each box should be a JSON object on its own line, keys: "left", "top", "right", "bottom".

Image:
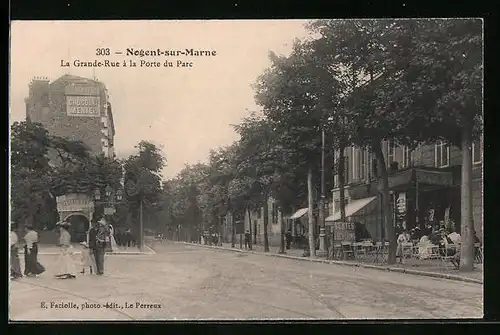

{"left": 93, "top": 185, "right": 125, "bottom": 216}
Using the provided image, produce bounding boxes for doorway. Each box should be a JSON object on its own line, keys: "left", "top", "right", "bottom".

{"left": 66, "top": 214, "right": 90, "bottom": 243}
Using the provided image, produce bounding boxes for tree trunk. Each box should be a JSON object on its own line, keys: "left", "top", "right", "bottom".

{"left": 459, "top": 125, "right": 475, "bottom": 271}
{"left": 373, "top": 141, "right": 396, "bottom": 264}
{"left": 263, "top": 195, "right": 270, "bottom": 252}
{"left": 339, "top": 142, "right": 347, "bottom": 221}
{"left": 247, "top": 208, "right": 252, "bottom": 250}
{"left": 231, "top": 213, "right": 235, "bottom": 247}
{"left": 279, "top": 210, "right": 286, "bottom": 254}
{"left": 218, "top": 215, "right": 223, "bottom": 246}
{"left": 307, "top": 167, "right": 316, "bottom": 257}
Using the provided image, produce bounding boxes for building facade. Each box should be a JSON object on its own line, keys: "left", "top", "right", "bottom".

{"left": 223, "top": 197, "right": 284, "bottom": 246}
{"left": 25, "top": 74, "right": 116, "bottom": 158}
{"left": 24, "top": 74, "right": 117, "bottom": 241}
{"left": 329, "top": 138, "right": 483, "bottom": 243}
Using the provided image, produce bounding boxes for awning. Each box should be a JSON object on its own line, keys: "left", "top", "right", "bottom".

{"left": 290, "top": 207, "right": 308, "bottom": 220}
{"left": 325, "top": 196, "right": 377, "bottom": 222}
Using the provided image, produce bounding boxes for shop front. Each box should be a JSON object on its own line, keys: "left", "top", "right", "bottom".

{"left": 327, "top": 167, "right": 457, "bottom": 243}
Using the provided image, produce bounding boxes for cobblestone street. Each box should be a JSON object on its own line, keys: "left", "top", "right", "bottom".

{"left": 9, "top": 243, "right": 483, "bottom": 320}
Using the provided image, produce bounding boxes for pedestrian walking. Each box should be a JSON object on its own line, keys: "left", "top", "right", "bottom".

{"left": 54, "top": 221, "right": 76, "bottom": 279}
{"left": 10, "top": 223, "right": 23, "bottom": 279}
{"left": 244, "top": 230, "right": 251, "bottom": 250}
{"left": 79, "top": 241, "right": 96, "bottom": 275}
{"left": 23, "top": 224, "right": 45, "bottom": 277}
{"left": 285, "top": 230, "right": 292, "bottom": 250}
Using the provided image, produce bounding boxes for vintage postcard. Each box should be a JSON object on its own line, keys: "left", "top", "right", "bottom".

{"left": 9, "top": 19, "right": 483, "bottom": 321}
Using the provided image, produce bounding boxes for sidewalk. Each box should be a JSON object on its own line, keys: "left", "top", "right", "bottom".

{"left": 185, "top": 241, "right": 483, "bottom": 284}
{"left": 18, "top": 244, "right": 156, "bottom": 255}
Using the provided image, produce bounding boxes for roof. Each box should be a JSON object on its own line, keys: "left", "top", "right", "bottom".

{"left": 51, "top": 74, "right": 105, "bottom": 87}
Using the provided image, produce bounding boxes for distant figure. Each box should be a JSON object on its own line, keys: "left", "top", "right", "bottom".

{"left": 124, "top": 228, "right": 133, "bottom": 248}
{"left": 285, "top": 230, "right": 292, "bottom": 250}
{"left": 23, "top": 224, "right": 45, "bottom": 277}
{"left": 54, "top": 221, "right": 76, "bottom": 279}
{"left": 244, "top": 230, "right": 251, "bottom": 250}
{"left": 396, "top": 230, "right": 411, "bottom": 263}
{"left": 10, "top": 223, "right": 23, "bottom": 279}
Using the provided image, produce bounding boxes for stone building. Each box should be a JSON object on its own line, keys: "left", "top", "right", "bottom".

{"left": 25, "top": 74, "right": 117, "bottom": 242}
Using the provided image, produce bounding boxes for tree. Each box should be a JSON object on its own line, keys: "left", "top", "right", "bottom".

{"left": 255, "top": 41, "right": 342, "bottom": 257}
{"left": 232, "top": 113, "right": 287, "bottom": 252}
{"left": 307, "top": 19, "right": 482, "bottom": 267}
{"left": 124, "top": 141, "right": 166, "bottom": 248}
{"left": 10, "top": 121, "right": 115, "bottom": 229}
{"left": 385, "top": 19, "right": 482, "bottom": 271}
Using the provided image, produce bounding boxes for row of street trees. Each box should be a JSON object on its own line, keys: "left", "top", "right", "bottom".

{"left": 161, "top": 19, "right": 482, "bottom": 272}
{"left": 10, "top": 120, "right": 165, "bottom": 248}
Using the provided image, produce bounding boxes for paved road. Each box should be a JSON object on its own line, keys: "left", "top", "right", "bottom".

{"left": 9, "top": 243, "right": 483, "bottom": 320}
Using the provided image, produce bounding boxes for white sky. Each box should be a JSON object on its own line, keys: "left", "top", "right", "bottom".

{"left": 10, "top": 20, "right": 310, "bottom": 179}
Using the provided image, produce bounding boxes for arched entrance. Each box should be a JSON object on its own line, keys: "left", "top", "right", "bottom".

{"left": 63, "top": 214, "right": 90, "bottom": 243}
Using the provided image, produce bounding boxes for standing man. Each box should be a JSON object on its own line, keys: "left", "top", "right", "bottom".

{"left": 89, "top": 218, "right": 107, "bottom": 275}
{"left": 244, "top": 230, "right": 251, "bottom": 250}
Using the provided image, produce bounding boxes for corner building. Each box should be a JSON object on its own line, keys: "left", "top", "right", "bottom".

{"left": 25, "top": 74, "right": 117, "bottom": 241}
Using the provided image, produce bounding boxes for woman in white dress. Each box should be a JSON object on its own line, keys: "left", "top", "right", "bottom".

{"left": 109, "top": 224, "right": 118, "bottom": 251}
{"left": 54, "top": 221, "right": 76, "bottom": 279}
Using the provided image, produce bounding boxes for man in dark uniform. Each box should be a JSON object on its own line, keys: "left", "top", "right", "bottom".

{"left": 89, "top": 219, "right": 107, "bottom": 275}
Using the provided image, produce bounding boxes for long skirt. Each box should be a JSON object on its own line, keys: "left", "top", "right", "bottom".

{"left": 11, "top": 246, "right": 22, "bottom": 278}
{"left": 55, "top": 246, "right": 76, "bottom": 276}
{"left": 24, "top": 244, "right": 45, "bottom": 275}
{"left": 110, "top": 236, "right": 118, "bottom": 251}
{"left": 81, "top": 249, "right": 97, "bottom": 273}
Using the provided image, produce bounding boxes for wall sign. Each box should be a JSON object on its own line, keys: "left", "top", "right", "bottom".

{"left": 326, "top": 221, "right": 356, "bottom": 243}
{"left": 66, "top": 96, "right": 100, "bottom": 117}
{"left": 65, "top": 85, "right": 100, "bottom": 96}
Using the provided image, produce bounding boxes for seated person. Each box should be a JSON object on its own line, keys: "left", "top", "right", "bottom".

{"left": 418, "top": 235, "right": 437, "bottom": 259}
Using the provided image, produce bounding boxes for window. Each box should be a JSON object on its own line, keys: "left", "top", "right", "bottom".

{"left": 472, "top": 140, "right": 482, "bottom": 164}
{"left": 387, "top": 140, "right": 396, "bottom": 167}
{"left": 344, "top": 155, "right": 350, "bottom": 184}
{"left": 352, "top": 147, "right": 359, "bottom": 181}
{"left": 401, "top": 146, "right": 414, "bottom": 168}
{"left": 334, "top": 149, "right": 339, "bottom": 187}
{"left": 360, "top": 149, "right": 367, "bottom": 180}
{"left": 334, "top": 198, "right": 349, "bottom": 213}
{"left": 435, "top": 141, "right": 450, "bottom": 168}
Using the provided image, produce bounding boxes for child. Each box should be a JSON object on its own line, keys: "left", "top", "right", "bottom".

{"left": 80, "top": 241, "right": 96, "bottom": 275}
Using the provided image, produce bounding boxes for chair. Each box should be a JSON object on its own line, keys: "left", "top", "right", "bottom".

{"left": 401, "top": 242, "right": 413, "bottom": 259}
{"left": 427, "top": 245, "right": 441, "bottom": 265}
{"left": 331, "top": 243, "right": 342, "bottom": 260}
{"left": 372, "top": 242, "right": 386, "bottom": 263}
{"left": 441, "top": 244, "right": 459, "bottom": 269}
{"left": 341, "top": 242, "right": 354, "bottom": 260}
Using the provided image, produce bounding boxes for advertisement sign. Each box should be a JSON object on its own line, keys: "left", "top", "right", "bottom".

{"left": 65, "top": 85, "right": 100, "bottom": 96}
{"left": 56, "top": 194, "right": 94, "bottom": 212}
{"left": 66, "top": 96, "right": 101, "bottom": 117}
{"left": 326, "top": 221, "right": 355, "bottom": 243}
